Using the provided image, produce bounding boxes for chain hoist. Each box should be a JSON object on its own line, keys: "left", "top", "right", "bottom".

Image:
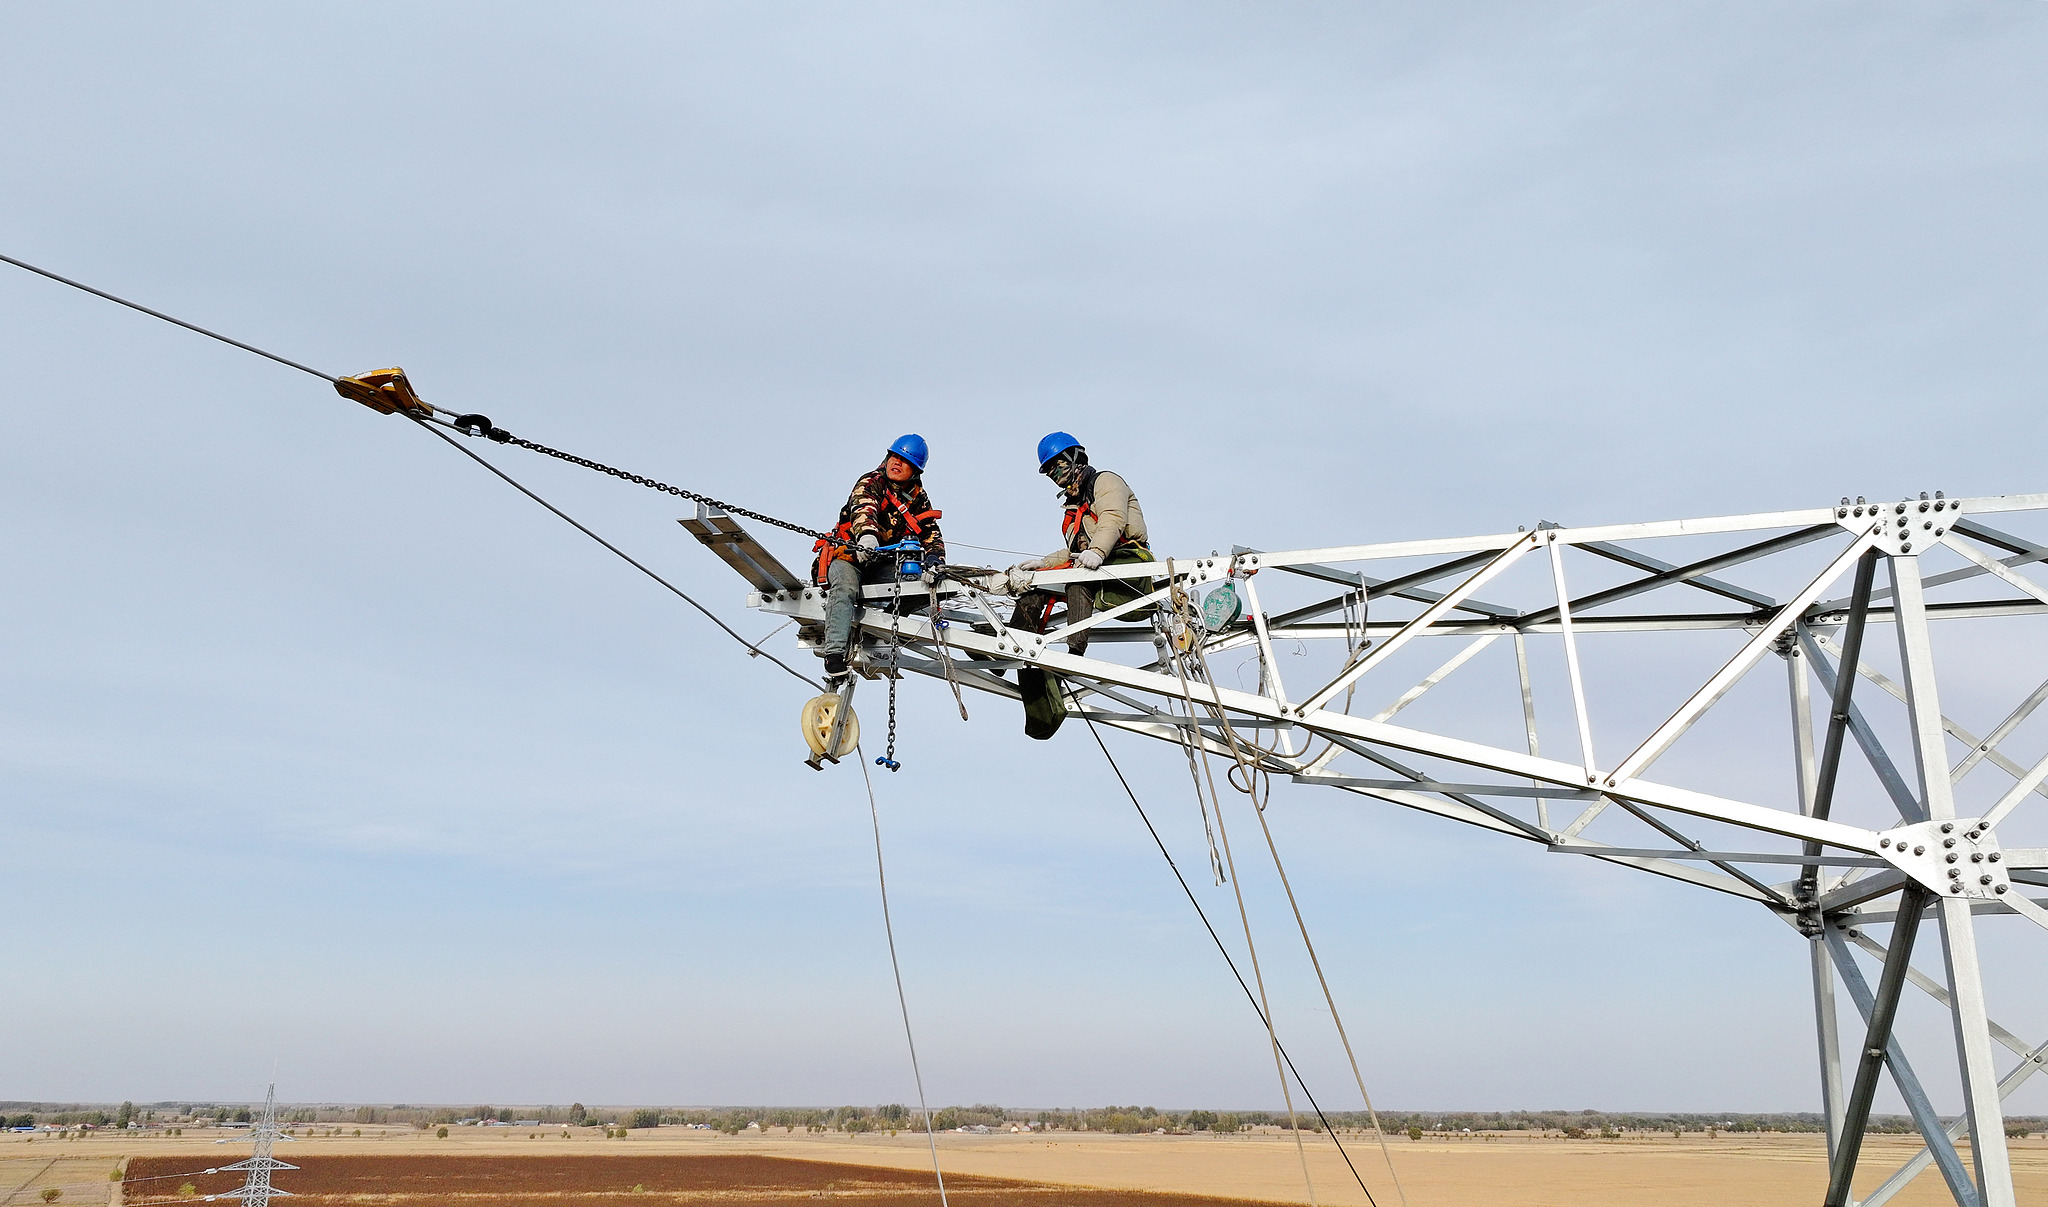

{"left": 877, "top": 592, "right": 903, "bottom": 771}
{"left": 871, "top": 541, "right": 922, "bottom": 772}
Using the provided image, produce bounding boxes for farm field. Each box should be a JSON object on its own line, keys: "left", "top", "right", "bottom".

{"left": 3, "top": 1126, "right": 2043, "bottom": 1207}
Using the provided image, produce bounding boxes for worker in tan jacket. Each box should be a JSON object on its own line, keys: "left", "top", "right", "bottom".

{"left": 1002, "top": 432, "right": 1156, "bottom": 739}
{"left": 1006, "top": 432, "right": 1153, "bottom": 657}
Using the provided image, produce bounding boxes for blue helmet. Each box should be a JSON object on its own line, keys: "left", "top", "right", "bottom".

{"left": 1037, "top": 431, "right": 1081, "bottom": 470}
{"left": 887, "top": 433, "right": 929, "bottom": 472}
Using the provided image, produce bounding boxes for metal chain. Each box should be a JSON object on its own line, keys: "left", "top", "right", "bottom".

{"left": 875, "top": 567, "right": 905, "bottom": 771}
{"left": 885, "top": 675, "right": 900, "bottom": 768}
{"left": 881, "top": 584, "right": 903, "bottom": 769}
{"left": 490, "top": 430, "right": 852, "bottom": 548}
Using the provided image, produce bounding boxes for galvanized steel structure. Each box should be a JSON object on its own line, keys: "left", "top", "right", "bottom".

{"left": 218, "top": 1085, "right": 296, "bottom": 1207}
{"left": 702, "top": 489, "right": 2048, "bottom": 1207}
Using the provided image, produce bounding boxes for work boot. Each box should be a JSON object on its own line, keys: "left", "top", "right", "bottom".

{"left": 823, "top": 653, "right": 850, "bottom": 691}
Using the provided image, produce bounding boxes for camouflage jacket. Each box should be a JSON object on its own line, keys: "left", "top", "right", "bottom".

{"left": 837, "top": 464, "right": 946, "bottom": 561}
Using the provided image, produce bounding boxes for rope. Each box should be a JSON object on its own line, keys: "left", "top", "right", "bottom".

{"left": 1206, "top": 734, "right": 1319, "bottom": 1207}
{"left": 856, "top": 747, "right": 950, "bottom": 1205}
{"left": 1075, "top": 706, "right": 1380, "bottom": 1207}
{"left": 1137, "top": 587, "right": 1316, "bottom": 1202}
{"left": 1245, "top": 784, "right": 1409, "bottom": 1207}
{"left": 927, "top": 589, "right": 970, "bottom": 722}
{"left": 1161, "top": 562, "right": 1228, "bottom": 884}
{"left": 1167, "top": 574, "right": 1405, "bottom": 1203}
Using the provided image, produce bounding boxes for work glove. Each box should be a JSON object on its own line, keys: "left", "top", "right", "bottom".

{"left": 1005, "top": 563, "right": 1038, "bottom": 594}
{"left": 919, "top": 558, "right": 946, "bottom": 587}
{"left": 855, "top": 532, "right": 880, "bottom": 561}
{"left": 1074, "top": 548, "right": 1106, "bottom": 571}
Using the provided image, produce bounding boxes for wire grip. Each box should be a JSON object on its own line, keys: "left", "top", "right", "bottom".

{"left": 334, "top": 367, "right": 434, "bottom": 417}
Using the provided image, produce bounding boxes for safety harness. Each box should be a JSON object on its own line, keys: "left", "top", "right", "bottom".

{"left": 1060, "top": 466, "right": 1147, "bottom": 562}
{"left": 813, "top": 479, "right": 943, "bottom": 585}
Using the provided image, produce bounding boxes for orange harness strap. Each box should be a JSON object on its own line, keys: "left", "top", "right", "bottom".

{"left": 885, "top": 491, "right": 941, "bottom": 535}
{"left": 813, "top": 521, "right": 856, "bottom": 585}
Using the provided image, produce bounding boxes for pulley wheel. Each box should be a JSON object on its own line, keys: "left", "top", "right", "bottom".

{"left": 800, "top": 693, "right": 860, "bottom": 759}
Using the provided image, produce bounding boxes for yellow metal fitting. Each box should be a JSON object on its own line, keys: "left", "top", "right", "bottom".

{"left": 334, "top": 367, "right": 433, "bottom": 417}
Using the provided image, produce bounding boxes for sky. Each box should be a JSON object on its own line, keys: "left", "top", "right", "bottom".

{"left": 3, "top": 2, "right": 2047, "bottom": 1118}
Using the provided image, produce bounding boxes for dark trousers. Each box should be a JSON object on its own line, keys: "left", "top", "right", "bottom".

{"left": 1010, "top": 583, "right": 1097, "bottom": 656}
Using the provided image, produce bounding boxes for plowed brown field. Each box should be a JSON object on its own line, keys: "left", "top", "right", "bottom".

{"left": 120, "top": 1154, "right": 1260, "bottom": 1207}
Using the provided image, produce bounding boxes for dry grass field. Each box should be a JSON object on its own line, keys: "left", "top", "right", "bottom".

{"left": 5, "top": 1124, "right": 2044, "bottom": 1206}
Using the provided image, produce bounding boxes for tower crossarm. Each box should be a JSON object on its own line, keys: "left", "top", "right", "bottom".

{"left": 726, "top": 490, "right": 2048, "bottom": 1207}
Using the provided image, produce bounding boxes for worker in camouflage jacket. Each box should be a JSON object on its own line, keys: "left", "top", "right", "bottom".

{"left": 814, "top": 434, "right": 945, "bottom": 689}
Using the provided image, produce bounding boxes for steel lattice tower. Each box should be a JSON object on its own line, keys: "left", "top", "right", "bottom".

{"left": 217, "top": 1085, "right": 296, "bottom": 1207}
{"left": 699, "top": 490, "right": 2048, "bottom": 1207}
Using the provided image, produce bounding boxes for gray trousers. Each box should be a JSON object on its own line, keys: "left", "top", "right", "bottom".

{"left": 822, "top": 556, "right": 894, "bottom": 658}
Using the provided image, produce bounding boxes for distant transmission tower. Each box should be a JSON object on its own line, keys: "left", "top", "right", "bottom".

{"left": 215, "top": 1085, "right": 296, "bottom": 1207}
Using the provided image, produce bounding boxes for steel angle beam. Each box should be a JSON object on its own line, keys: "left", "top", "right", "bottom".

{"left": 1579, "top": 538, "right": 1780, "bottom": 609}
{"left": 1299, "top": 735, "right": 1553, "bottom": 843}
{"left": 1256, "top": 509, "right": 1839, "bottom": 573}
{"left": 1798, "top": 630, "right": 1927, "bottom": 825}
{"left": 1257, "top": 600, "right": 2045, "bottom": 641}
{"left": 1243, "top": 548, "right": 1523, "bottom": 623}
{"left": 1606, "top": 530, "right": 1879, "bottom": 786}
{"left": 1860, "top": 1033, "right": 2048, "bottom": 1207}
{"left": 1823, "top": 923, "right": 1981, "bottom": 1207}
{"left": 1293, "top": 775, "right": 1569, "bottom": 844}
{"left": 1951, "top": 677, "right": 2048, "bottom": 785}
{"left": 1297, "top": 531, "right": 1540, "bottom": 714}
{"left": 1811, "top": 632, "right": 2048, "bottom": 828}
{"left": 678, "top": 504, "right": 806, "bottom": 593}
{"left": 1821, "top": 869, "right": 1911, "bottom": 912}
{"left": 1812, "top": 633, "right": 2048, "bottom": 816}
{"left": 1545, "top": 841, "right": 1777, "bottom": 900}
{"left": 1812, "top": 516, "right": 2048, "bottom": 613}
{"left": 1313, "top": 777, "right": 1591, "bottom": 800}
{"left": 1842, "top": 895, "right": 2048, "bottom": 925}
{"left": 1548, "top": 844, "right": 1888, "bottom": 867}
{"left": 1518, "top": 525, "right": 1831, "bottom": 627}
{"left": 1845, "top": 930, "right": 2044, "bottom": 1063}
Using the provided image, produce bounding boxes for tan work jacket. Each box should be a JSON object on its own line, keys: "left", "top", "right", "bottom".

{"left": 1046, "top": 468, "right": 1148, "bottom": 563}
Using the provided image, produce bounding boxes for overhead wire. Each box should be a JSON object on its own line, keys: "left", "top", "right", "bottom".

{"left": 1074, "top": 705, "right": 1381, "bottom": 1207}
{"left": 412, "top": 418, "right": 820, "bottom": 688}
{"left": 0, "top": 250, "right": 972, "bottom": 1204}
{"left": 0, "top": 251, "right": 819, "bottom": 689}
{"left": 0, "top": 252, "right": 338, "bottom": 383}
{"left": 11, "top": 250, "right": 1384, "bottom": 1207}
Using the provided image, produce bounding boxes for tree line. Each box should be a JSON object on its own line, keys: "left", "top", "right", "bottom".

{"left": 3, "top": 1102, "right": 2039, "bottom": 1139}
